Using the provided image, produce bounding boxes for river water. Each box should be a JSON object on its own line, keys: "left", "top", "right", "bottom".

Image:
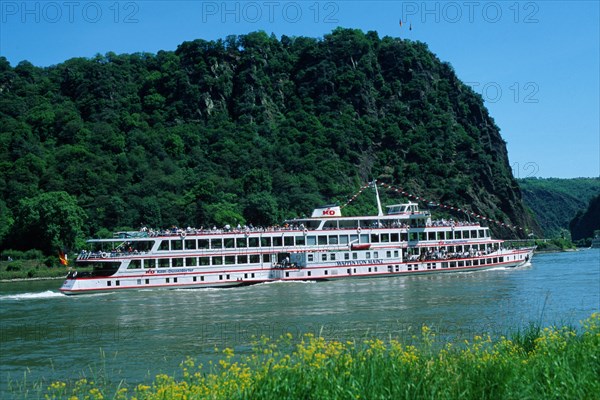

{"left": 1, "top": 249, "right": 598, "bottom": 394}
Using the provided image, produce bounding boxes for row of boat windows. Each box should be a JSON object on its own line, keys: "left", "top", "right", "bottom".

{"left": 407, "top": 257, "right": 505, "bottom": 270}
{"left": 128, "top": 250, "right": 402, "bottom": 269}
{"left": 157, "top": 229, "right": 489, "bottom": 251}
{"left": 107, "top": 273, "right": 259, "bottom": 287}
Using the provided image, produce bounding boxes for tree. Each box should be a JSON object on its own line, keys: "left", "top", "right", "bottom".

{"left": 11, "top": 191, "right": 87, "bottom": 253}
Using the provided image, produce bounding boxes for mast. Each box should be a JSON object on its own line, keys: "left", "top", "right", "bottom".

{"left": 373, "top": 180, "right": 383, "bottom": 216}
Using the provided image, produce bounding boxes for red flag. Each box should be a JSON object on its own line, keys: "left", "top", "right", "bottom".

{"left": 58, "top": 250, "right": 68, "bottom": 266}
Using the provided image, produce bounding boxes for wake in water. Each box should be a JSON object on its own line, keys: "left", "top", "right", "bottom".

{"left": 0, "top": 290, "right": 66, "bottom": 301}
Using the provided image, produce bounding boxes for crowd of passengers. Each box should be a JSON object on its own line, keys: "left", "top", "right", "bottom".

{"left": 407, "top": 247, "right": 499, "bottom": 261}
{"left": 134, "top": 218, "right": 474, "bottom": 237}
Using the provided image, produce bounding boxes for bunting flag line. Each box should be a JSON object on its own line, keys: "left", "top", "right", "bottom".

{"left": 377, "top": 182, "right": 525, "bottom": 231}
{"left": 340, "top": 182, "right": 526, "bottom": 232}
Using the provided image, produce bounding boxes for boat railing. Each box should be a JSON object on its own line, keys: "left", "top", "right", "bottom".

{"left": 78, "top": 250, "right": 148, "bottom": 260}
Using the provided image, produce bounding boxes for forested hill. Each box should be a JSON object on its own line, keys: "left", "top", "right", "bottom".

{"left": 518, "top": 178, "right": 600, "bottom": 238}
{"left": 0, "top": 28, "right": 536, "bottom": 253}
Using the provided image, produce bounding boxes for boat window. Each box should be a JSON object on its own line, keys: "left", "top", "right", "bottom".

{"left": 158, "top": 259, "right": 170, "bottom": 268}
{"left": 322, "top": 254, "right": 327, "bottom": 261}
{"left": 261, "top": 237, "right": 272, "bottom": 247}
{"left": 391, "top": 233, "right": 399, "bottom": 242}
{"left": 329, "top": 236, "right": 338, "bottom": 245}
{"left": 371, "top": 234, "right": 380, "bottom": 243}
{"left": 273, "top": 237, "right": 283, "bottom": 247}
{"left": 409, "top": 232, "right": 417, "bottom": 241}
{"left": 128, "top": 260, "right": 142, "bottom": 269}
{"left": 307, "top": 236, "right": 316, "bottom": 245}
{"left": 200, "top": 257, "right": 210, "bottom": 266}
{"left": 339, "top": 235, "right": 348, "bottom": 244}
{"left": 401, "top": 232, "right": 408, "bottom": 241}
{"left": 249, "top": 255, "right": 260, "bottom": 263}
{"left": 318, "top": 235, "right": 327, "bottom": 245}
{"left": 360, "top": 234, "right": 369, "bottom": 243}
{"left": 350, "top": 234, "right": 359, "bottom": 244}
{"left": 236, "top": 238, "right": 247, "bottom": 248}
{"left": 198, "top": 239, "right": 209, "bottom": 249}
{"left": 284, "top": 236, "right": 294, "bottom": 246}
{"left": 145, "top": 278, "right": 150, "bottom": 284}
{"left": 471, "top": 230, "right": 477, "bottom": 238}
{"left": 339, "top": 220, "right": 357, "bottom": 229}
{"left": 211, "top": 238, "right": 223, "bottom": 249}
{"left": 458, "top": 261, "right": 464, "bottom": 267}
{"left": 323, "top": 221, "right": 338, "bottom": 229}
{"left": 263, "top": 254, "right": 270, "bottom": 263}
{"left": 185, "top": 239, "right": 197, "bottom": 250}
{"left": 418, "top": 232, "right": 426, "bottom": 241}
{"left": 238, "top": 255, "right": 248, "bottom": 264}
{"left": 386, "top": 251, "right": 391, "bottom": 258}
{"left": 107, "top": 281, "right": 111, "bottom": 286}
{"left": 428, "top": 232, "right": 436, "bottom": 241}
{"left": 352, "top": 253, "right": 358, "bottom": 260}
{"left": 381, "top": 234, "right": 390, "bottom": 243}
{"left": 144, "top": 259, "right": 156, "bottom": 269}
{"left": 295, "top": 236, "right": 305, "bottom": 246}
{"left": 394, "top": 250, "right": 399, "bottom": 257}
{"left": 479, "top": 229, "right": 485, "bottom": 238}
{"left": 212, "top": 256, "right": 223, "bottom": 265}
{"left": 463, "top": 230, "right": 470, "bottom": 239}
{"left": 186, "top": 257, "right": 197, "bottom": 267}
{"left": 366, "top": 252, "right": 371, "bottom": 258}
{"left": 442, "top": 262, "right": 448, "bottom": 268}
{"left": 455, "top": 231, "right": 462, "bottom": 239}
{"left": 171, "top": 240, "right": 183, "bottom": 251}
{"left": 308, "top": 254, "right": 314, "bottom": 262}
{"left": 225, "top": 256, "right": 235, "bottom": 265}
{"left": 159, "top": 240, "right": 169, "bottom": 251}
{"left": 330, "top": 254, "right": 336, "bottom": 260}
{"left": 437, "top": 232, "right": 444, "bottom": 240}
{"left": 173, "top": 258, "right": 184, "bottom": 267}
{"left": 344, "top": 253, "right": 350, "bottom": 260}
{"left": 374, "top": 251, "right": 379, "bottom": 258}
{"left": 224, "top": 238, "right": 234, "bottom": 248}
{"left": 249, "top": 237, "right": 259, "bottom": 247}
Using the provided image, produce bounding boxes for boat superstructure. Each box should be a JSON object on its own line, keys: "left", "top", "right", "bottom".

{"left": 60, "top": 186, "right": 534, "bottom": 294}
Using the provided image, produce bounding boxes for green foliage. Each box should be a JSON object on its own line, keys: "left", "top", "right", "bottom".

{"left": 8, "top": 191, "right": 86, "bottom": 254}
{"left": 518, "top": 178, "right": 600, "bottom": 238}
{"left": 0, "top": 29, "right": 538, "bottom": 253}
{"left": 570, "top": 194, "right": 600, "bottom": 241}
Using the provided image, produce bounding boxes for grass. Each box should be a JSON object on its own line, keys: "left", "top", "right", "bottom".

{"left": 9, "top": 313, "right": 600, "bottom": 400}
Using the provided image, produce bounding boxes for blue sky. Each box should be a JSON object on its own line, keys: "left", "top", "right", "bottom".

{"left": 1, "top": 1, "right": 598, "bottom": 178}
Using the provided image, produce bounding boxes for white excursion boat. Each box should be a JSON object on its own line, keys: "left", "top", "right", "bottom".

{"left": 60, "top": 185, "right": 534, "bottom": 295}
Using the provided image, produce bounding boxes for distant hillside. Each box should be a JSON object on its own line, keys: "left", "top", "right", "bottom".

{"left": 518, "top": 178, "right": 600, "bottom": 237}
{"left": 570, "top": 194, "right": 600, "bottom": 241}
{"left": 0, "top": 28, "right": 536, "bottom": 253}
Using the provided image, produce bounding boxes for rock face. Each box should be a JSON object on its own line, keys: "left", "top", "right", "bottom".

{"left": 0, "top": 28, "right": 536, "bottom": 246}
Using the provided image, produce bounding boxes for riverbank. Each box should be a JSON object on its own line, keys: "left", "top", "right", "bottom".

{"left": 0, "top": 260, "right": 87, "bottom": 281}
{"left": 16, "top": 313, "right": 600, "bottom": 399}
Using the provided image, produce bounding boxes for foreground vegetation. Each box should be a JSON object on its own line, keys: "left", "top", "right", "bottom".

{"left": 15, "top": 313, "right": 600, "bottom": 399}
{"left": 0, "top": 250, "right": 79, "bottom": 280}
